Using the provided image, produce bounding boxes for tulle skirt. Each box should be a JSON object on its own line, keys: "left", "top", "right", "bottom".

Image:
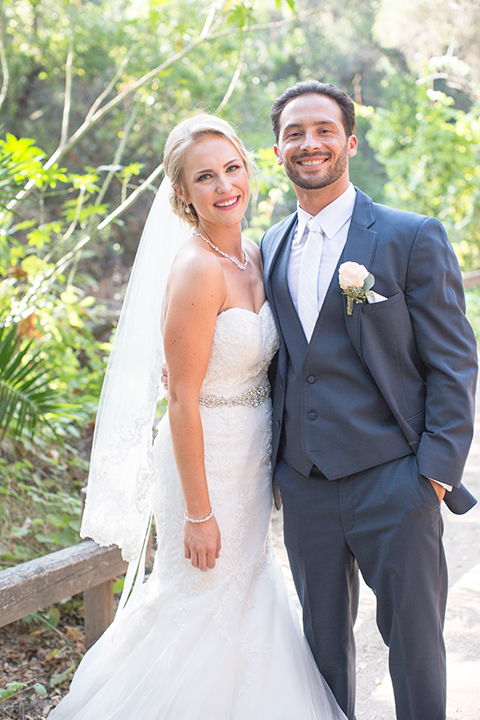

{"left": 49, "top": 405, "right": 345, "bottom": 720}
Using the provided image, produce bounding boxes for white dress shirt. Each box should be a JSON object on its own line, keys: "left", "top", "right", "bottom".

{"left": 288, "top": 183, "right": 356, "bottom": 313}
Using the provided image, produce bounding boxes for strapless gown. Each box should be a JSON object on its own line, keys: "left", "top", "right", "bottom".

{"left": 49, "top": 302, "right": 345, "bottom": 720}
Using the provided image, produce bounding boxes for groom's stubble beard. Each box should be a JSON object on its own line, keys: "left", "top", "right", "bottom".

{"left": 278, "top": 140, "right": 350, "bottom": 191}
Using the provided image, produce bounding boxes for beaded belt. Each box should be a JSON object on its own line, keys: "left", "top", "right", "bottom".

{"left": 198, "top": 383, "right": 270, "bottom": 409}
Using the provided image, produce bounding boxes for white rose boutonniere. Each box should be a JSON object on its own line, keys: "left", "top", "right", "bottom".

{"left": 339, "top": 261, "right": 375, "bottom": 315}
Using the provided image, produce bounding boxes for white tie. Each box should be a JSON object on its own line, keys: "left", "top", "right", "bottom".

{"left": 298, "top": 217, "right": 323, "bottom": 341}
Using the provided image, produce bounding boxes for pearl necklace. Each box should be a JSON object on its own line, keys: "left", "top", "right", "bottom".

{"left": 193, "top": 231, "right": 249, "bottom": 271}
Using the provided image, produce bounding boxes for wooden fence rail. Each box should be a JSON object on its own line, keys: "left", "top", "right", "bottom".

{"left": 0, "top": 540, "right": 127, "bottom": 648}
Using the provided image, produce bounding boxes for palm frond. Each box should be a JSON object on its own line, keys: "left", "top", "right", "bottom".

{"left": 0, "top": 319, "right": 66, "bottom": 441}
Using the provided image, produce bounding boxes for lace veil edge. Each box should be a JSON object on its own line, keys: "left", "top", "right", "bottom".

{"left": 81, "top": 177, "right": 192, "bottom": 565}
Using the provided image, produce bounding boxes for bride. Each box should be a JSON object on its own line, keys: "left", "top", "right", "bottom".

{"left": 49, "top": 115, "right": 346, "bottom": 720}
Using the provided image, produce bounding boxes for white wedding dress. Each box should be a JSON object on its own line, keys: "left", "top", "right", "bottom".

{"left": 49, "top": 302, "right": 345, "bottom": 720}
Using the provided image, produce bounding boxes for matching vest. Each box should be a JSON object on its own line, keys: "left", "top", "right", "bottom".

{"left": 272, "top": 228, "right": 413, "bottom": 480}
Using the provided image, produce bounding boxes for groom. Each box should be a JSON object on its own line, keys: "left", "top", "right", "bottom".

{"left": 261, "top": 81, "right": 478, "bottom": 720}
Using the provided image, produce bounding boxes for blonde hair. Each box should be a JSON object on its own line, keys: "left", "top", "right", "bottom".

{"left": 163, "top": 114, "right": 256, "bottom": 226}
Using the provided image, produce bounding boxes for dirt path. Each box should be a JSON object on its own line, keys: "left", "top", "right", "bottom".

{"left": 271, "top": 395, "right": 480, "bottom": 720}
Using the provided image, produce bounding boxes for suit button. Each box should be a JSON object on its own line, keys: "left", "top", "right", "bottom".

{"left": 307, "top": 375, "right": 316, "bottom": 384}
{"left": 308, "top": 412, "right": 317, "bottom": 421}
{"left": 275, "top": 420, "right": 281, "bottom": 429}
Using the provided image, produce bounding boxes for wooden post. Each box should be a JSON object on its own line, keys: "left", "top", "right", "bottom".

{"left": 0, "top": 541, "right": 127, "bottom": 641}
{"left": 84, "top": 579, "right": 115, "bottom": 648}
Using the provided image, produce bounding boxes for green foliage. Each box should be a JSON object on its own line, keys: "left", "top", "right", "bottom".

{"left": 0, "top": 134, "right": 98, "bottom": 282}
{"left": 0, "top": 682, "right": 27, "bottom": 702}
{"left": 247, "top": 146, "right": 295, "bottom": 242}
{"left": 0, "top": 451, "right": 84, "bottom": 569}
{"left": 23, "top": 606, "right": 61, "bottom": 631}
{"left": 0, "top": 317, "right": 67, "bottom": 440}
{"left": 0, "top": 676, "right": 62, "bottom": 702}
{"left": 0, "top": 133, "right": 67, "bottom": 193}
{"left": 50, "top": 664, "right": 75, "bottom": 688}
{"left": 367, "top": 78, "right": 480, "bottom": 270}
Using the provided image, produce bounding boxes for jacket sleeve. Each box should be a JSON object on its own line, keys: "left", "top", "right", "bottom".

{"left": 406, "top": 216, "right": 477, "bottom": 486}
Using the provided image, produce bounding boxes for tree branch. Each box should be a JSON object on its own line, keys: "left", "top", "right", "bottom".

{"left": 45, "top": 3, "right": 324, "bottom": 169}
{"left": 84, "top": 46, "right": 137, "bottom": 124}
{"left": 215, "top": 39, "right": 246, "bottom": 115}
{"left": 14, "top": 162, "right": 165, "bottom": 316}
{"left": 0, "top": 30, "right": 9, "bottom": 111}
{"left": 199, "top": 0, "right": 223, "bottom": 40}
{"left": 3, "top": 2, "right": 326, "bottom": 220}
{"left": 94, "top": 103, "right": 140, "bottom": 211}
{"left": 60, "top": 4, "right": 76, "bottom": 149}
{"left": 54, "top": 162, "right": 164, "bottom": 279}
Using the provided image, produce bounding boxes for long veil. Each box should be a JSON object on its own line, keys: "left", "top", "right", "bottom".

{"left": 81, "top": 177, "right": 192, "bottom": 566}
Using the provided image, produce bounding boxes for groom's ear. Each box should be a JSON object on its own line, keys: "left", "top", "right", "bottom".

{"left": 347, "top": 135, "right": 358, "bottom": 157}
{"left": 274, "top": 145, "right": 283, "bottom": 166}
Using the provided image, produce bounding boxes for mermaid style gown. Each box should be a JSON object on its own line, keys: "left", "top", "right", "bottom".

{"left": 49, "top": 302, "right": 345, "bottom": 720}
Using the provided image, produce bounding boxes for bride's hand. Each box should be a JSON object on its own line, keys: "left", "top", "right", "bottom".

{"left": 161, "top": 362, "right": 169, "bottom": 400}
{"left": 183, "top": 516, "right": 221, "bottom": 571}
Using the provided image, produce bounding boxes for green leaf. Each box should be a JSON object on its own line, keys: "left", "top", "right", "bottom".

{"left": 34, "top": 683, "right": 47, "bottom": 697}
{"left": 11, "top": 219, "right": 36, "bottom": 232}
{"left": 26, "top": 222, "right": 62, "bottom": 249}
{"left": 61, "top": 200, "right": 109, "bottom": 223}
{"left": 69, "top": 172, "right": 100, "bottom": 192}
{"left": 364, "top": 273, "right": 375, "bottom": 292}
{"left": 50, "top": 665, "right": 75, "bottom": 687}
{"left": 113, "top": 576, "right": 125, "bottom": 594}
{"left": 34, "top": 532, "right": 58, "bottom": 544}
{"left": 0, "top": 681, "right": 27, "bottom": 700}
{"left": 119, "top": 162, "right": 144, "bottom": 180}
{"left": 21, "top": 255, "right": 50, "bottom": 277}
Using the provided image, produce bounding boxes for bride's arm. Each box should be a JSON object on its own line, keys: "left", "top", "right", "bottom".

{"left": 163, "top": 248, "right": 226, "bottom": 572}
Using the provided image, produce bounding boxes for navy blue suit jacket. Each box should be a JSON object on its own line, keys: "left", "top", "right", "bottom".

{"left": 261, "top": 188, "right": 478, "bottom": 514}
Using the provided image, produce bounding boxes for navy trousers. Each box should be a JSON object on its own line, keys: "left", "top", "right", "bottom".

{"left": 274, "top": 454, "right": 448, "bottom": 720}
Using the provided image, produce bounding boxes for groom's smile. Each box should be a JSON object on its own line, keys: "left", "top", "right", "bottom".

{"left": 295, "top": 153, "right": 332, "bottom": 172}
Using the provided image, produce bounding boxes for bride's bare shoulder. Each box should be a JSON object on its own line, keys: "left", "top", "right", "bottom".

{"left": 167, "top": 238, "right": 225, "bottom": 306}
{"left": 171, "top": 237, "right": 222, "bottom": 277}
{"left": 243, "top": 236, "right": 260, "bottom": 255}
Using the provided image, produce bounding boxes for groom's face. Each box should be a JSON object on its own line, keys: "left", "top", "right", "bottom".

{"left": 274, "top": 94, "right": 357, "bottom": 193}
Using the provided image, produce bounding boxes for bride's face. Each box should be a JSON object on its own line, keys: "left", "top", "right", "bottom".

{"left": 177, "top": 135, "right": 250, "bottom": 230}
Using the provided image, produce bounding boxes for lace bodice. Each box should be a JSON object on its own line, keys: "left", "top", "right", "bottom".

{"left": 199, "top": 301, "right": 279, "bottom": 399}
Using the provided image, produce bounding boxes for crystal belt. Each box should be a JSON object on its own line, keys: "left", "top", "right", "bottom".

{"left": 198, "top": 383, "right": 270, "bottom": 409}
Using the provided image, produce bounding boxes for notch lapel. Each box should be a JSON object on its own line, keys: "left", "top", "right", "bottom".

{"left": 342, "top": 190, "right": 378, "bottom": 357}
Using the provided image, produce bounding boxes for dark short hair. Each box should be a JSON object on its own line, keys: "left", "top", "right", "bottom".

{"left": 271, "top": 81, "right": 356, "bottom": 142}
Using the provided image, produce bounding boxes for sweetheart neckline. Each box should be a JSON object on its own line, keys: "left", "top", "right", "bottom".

{"left": 218, "top": 300, "right": 268, "bottom": 319}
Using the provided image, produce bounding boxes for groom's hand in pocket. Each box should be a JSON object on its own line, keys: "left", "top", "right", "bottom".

{"left": 428, "top": 478, "right": 446, "bottom": 503}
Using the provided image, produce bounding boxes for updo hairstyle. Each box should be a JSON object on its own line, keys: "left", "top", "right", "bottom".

{"left": 163, "top": 114, "right": 256, "bottom": 227}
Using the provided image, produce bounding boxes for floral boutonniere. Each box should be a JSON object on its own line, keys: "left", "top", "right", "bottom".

{"left": 339, "top": 261, "right": 375, "bottom": 316}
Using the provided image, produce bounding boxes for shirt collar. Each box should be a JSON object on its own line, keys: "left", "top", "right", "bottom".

{"left": 295, "top": 183, "right": 356, "bottom": 243}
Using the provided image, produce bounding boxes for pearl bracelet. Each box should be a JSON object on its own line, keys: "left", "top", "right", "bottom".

{"left": 184, "top": 507, "right": 214, "bottom": 523}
